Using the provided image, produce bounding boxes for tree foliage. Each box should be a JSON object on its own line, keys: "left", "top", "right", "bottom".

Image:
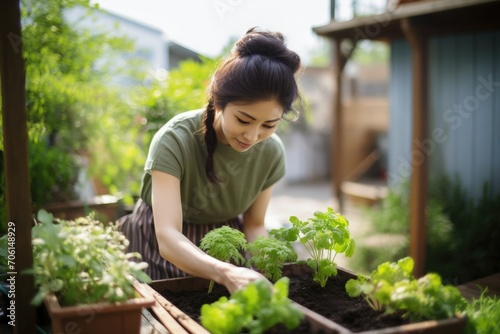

{"left": 0, "top": 0, "right": 137, "bottom": 214}
{"left": 1, "top": 0, "right": 219, "bottom": 232}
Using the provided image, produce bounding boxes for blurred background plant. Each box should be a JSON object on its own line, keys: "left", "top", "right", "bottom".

{"left": 91, "top": 56, "right": 219, "bottom": 200}
{"left": 3, "top": 0, "right": 139, "bottom": 231}
{"left": 351, "top": 174, "right": 500, "bottom": 285}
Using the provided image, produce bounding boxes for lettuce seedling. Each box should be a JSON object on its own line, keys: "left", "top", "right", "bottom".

{"left": 345, "top": 256, "right": 414, "bottom": 311}
{"left": 271, "top": 207, "right": 355, "bottom": 287}
{"left": 346, "top": 257, "right": 467, "bottom": 321}
{"left": 200, "top": 277, "right": 304, "bottom": 334}
{"left": 199, "top": 226, "right": 247, "bottom": 293}
{"left": 247, "top": 235, "right": 297, "bottom": 282}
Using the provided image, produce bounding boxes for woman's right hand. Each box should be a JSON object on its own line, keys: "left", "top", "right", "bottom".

{"left": 218, "top": 264, "right": 270, "bottom": 294}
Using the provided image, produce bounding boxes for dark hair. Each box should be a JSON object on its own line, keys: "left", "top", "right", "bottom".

{"left": 203, "top": 27, "right": 302, "bottom": 182}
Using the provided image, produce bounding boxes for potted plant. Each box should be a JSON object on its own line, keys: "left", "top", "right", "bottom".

{"left": 27, "top": 210, "right": 154, "bottom": 334}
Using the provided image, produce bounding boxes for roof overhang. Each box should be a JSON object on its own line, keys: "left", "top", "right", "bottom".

{"left": 313, "top": 0, "right": 500, "bottom": 41}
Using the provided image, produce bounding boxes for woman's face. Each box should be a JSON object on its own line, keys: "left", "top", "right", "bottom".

{"left": 215, "top": 99, "right": 283, "bottom": 152}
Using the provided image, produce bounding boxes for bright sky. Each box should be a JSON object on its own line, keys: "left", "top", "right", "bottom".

{"left": 92, "top": 0, "right": 333, "bottom": 64}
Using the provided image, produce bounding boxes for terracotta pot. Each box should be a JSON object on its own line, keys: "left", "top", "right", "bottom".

{"left": 44, "top": 284, "right": 154, "bottom": 334}
{"left": 148, "top": 263, "right": 467, "bottom": 334}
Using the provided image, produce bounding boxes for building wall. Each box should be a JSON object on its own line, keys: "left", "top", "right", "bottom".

{"left": 280, "top": 66, "right": 333, "bottom": 183}
{"left": 388, "top": 31, "right": 500, "bottom": 199}
{"left": 167, "top": 42, "right": 202, "bottom": 69}
{"left": 282, "top": 62, "right": 390, "bottom": 184}
{"left": 65, "top": 6, "right": 167, "bottom": 86}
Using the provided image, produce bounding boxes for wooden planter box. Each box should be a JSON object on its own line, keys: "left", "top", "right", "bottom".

{"left": 148, "top": 264, "right": 467, "bottom": 334}
{"left": 41, "top": 195, "right": 121, "bottom": 223}
{"left": 44, "top": 284, "right": 155, "bottom": 334}
{"left": 148, "top": 275, "right": 344, "bottom": 334}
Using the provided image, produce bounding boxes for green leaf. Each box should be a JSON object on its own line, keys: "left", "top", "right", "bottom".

{"left": 272, "top": 277, "right": 289, "bottom": 302}
{"left": 37, "top": 209, "right": 54, "bottom": 225}
{"left": 345, "top": 278, "right": 364, "bottom": 297}
{"left": 397, "top": 257, "right": 414, "bottom": 275}
{"left": 59, "top": 254, "right": 77, "bottom": 267}
{"left": 344, "top": 239, "right": 355, "bottom": 257}
{"left": 132, "top": 270, "right": 152, "bottom": 283}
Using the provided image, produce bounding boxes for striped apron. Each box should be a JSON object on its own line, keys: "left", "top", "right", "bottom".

{"left": 117, "top": 199, "right": 242, "bottom": 280}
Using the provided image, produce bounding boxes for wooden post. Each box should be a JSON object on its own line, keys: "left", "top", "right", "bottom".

{"left": 0, "top": 0, "right": 36, "bottom": 333}
{"left": 401, "top": 17, "right": 429, "bottom": 278}
{"left": 331, "top": 38, "right": 356, "bottom": 212}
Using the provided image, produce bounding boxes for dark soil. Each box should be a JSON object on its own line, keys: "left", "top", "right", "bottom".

{"left": 159, "top": 269, "right": 409, "bottom": 333}
{"left": 286, "top": 270, "right": 409, "bottom": 332}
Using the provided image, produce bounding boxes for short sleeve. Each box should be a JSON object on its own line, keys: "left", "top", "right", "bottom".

{"left": 262, "top": 134, "right": 286, "bottom": 190}
{"left": 144, "top": 125, "right": 185, "bottom": 180}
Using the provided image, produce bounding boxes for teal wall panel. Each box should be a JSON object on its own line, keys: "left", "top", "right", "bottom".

{"left": 389, "top": 31, "right": 500, "bottom": 199}
{"left": 388, "top": 39, "right": 412, "bottom": 189}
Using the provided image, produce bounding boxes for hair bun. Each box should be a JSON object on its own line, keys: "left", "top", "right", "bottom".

{"left": 233, "top": 27, "right": 301, "bottom": 74}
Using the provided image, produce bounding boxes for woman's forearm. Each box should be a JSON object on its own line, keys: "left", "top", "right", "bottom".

{"left": 243, "top": 222, "right": 268, "bottom": 243}
{"left": 155, "top": 226, "right": 231, "bottom": 284}
{"left": 242, "top": 186, "right": 273, "bottom": 243}
{"left": 155, "top": 225, "right": 268, "bottom": 293}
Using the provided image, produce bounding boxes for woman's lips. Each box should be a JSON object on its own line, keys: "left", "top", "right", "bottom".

{"left": 236, "top": 139, "right": 251, "bottom": 149}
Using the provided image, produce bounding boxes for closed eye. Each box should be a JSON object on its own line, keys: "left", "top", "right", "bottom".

{"left": 236, "top": 116, "right": 277, "bottom": 129}
{"left": 236, "top": 117, "right": 250, "bottom": 125}
{"left": 263, "top": 124, "right": 276, "bottom": 129}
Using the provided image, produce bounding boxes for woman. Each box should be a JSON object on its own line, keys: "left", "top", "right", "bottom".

{"left": 119, "top": 27, "right": 302, "bottom": 294}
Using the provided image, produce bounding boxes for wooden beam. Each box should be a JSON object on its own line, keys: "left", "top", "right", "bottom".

{"left": 313, "top": 0, "right": 499, "bottom": 38}
{"left": 0, "top": 0, "right": 36, "bottom": 333}
{"left": 331, "top": 38, "right": 356, "bottom": 212}
{"left": 401, "top": 17, "right": 428, "bottom": 278}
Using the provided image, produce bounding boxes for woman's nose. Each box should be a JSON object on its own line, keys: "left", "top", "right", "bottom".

{"left": 243, "top": 126, "right": 259, "bottom": 142}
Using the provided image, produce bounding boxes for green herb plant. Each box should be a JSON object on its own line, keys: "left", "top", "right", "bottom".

{"left": 200, "top": 277, "right": 304, "bottom": 334}
{"left": 463, "top": 289, "right": 500, "bottom": 334}
{"left": 271, "top": 207, "right": 355, "bottom": 287}
{"left": 345, "top": 257, "right": 467, "bottom": 322}
{"left": 28, "top": 210, "right": 151, "bottom": 307}
{"left": 199, "top": 226, "right": 247, "bottom": 293}
{"left": 247, "top": 235, "right": 297, "bottom": 282}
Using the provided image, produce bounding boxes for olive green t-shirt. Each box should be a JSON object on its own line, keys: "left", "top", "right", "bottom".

{"left": 140, "top": 109, "right": 286, "bottom": 224}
